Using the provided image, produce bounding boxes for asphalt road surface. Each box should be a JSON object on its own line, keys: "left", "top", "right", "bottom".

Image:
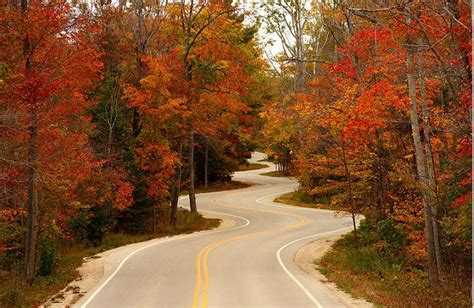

{"left": 76, "top": 152, "right": 357, "bottom": 308}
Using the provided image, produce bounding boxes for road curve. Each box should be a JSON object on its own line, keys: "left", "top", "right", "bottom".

{"left": 75, "top": 152, "right": 357, "bottom": 308}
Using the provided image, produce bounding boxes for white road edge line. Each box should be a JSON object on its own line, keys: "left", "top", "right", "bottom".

{"left": 256, "top": 190, "right": 352, "bottom": 308}
{"left": 276, "top": 227, "right": 351, "bottom": 308}
{"left": 79, "top": 200, "right": 250, "bottom": 308}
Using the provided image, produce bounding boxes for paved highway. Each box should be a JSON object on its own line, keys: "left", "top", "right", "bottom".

{"left": 76, "top": 152, "right": 357, "bottom": 308}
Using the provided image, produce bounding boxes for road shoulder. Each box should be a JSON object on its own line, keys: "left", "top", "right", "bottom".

{"left": 294, "top": 233, "right": 373, "bottom": 308}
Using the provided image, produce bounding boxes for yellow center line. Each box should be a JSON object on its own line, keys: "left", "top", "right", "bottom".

{"left": 192, "top": 188, "right": 310, "bottom": 308}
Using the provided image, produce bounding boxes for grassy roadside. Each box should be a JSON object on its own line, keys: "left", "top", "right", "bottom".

{"left": 260, "top": 170, "right": 288, "bottom": 177}
{"left": 180, "top": 180, "right": 252, "bottom": 196}
{"left": 0, "top": 212, "right": 220, "bottom": 307}
{"left": 274, "top": 190, "right": 354, "bottom": 212}
{"left": 276, "top": 191, "right": 471, "bottom": 307}
{"left": 237, "top": 163, "right": 268, "bottom": 171}
{"left": 2, "top": 180, "right": 252, "bottom": 307}
{"left": 274, "top": 191, "right": 338, "bottom": 211}
{"left": 317, "top": 232, "right": 470, "bottom": 307}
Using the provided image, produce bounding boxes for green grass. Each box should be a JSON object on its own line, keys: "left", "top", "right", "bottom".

{"left": 237, "top": 163, "right": 268, "bottom": 171}
{"left": 274, "top": 190, "right": 344, "bottom": 211}
{"left": 180, "top": 180, "right": 252, "bottom": 196}
{"left": 0, "top": 211, "right": 220, "bottom": 307}
{"left": 317, "top": 232, "right": 471, "bottom": 307}
{"left": 260, "top": 170, "right": 289, "bottom": 177}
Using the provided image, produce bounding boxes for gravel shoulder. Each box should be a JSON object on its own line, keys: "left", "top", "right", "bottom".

{"left": 294, "top": 232, "right": 373, "bottom": 308}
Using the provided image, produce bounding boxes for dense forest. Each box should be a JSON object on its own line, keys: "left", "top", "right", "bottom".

{"left": 0, "top": 0, "right": 267, "bottom": 302}
{"left": 0, "top": 0, "right": 472, "bottom": 306}
{"left": 261, "top": 0, "right": 471, "bottom": 305}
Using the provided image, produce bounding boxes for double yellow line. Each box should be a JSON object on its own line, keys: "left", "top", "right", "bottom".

{"left": 191, "top": 191, "right": 310, "bottom": 308}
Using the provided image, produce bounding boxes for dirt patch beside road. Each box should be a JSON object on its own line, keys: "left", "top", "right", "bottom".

{"left": 294, "top": 233, "right": 373, "bottom": 308}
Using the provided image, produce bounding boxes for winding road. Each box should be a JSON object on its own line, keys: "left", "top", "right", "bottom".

{"left": 75, "top": 152, "right": 358, "bottom": 308}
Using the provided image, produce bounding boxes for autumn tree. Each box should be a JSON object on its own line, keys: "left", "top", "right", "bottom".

{"left": 262, "top": 0, "right": 471, "bottom": 291}
{"left": 0, "top": 0, "right": 101, "bottom": 282}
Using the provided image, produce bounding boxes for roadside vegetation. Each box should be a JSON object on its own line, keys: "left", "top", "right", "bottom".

{"left": 279, "top": 190, "right": 471, "bottom": 307}
{"left": 261, "top": 0, "right": 471, "bottom": 306}
{"left": 0, "top": 0, "right": 471, "bottom": 306}
{"left": 0, "top": 210, "right": 219, "bottom": 307}
{"left": 260, "top": 170, "right": 288, "bottom": 177}
{"left": 182, "top": 181, "right": 252, "bottom": 195}
{"left": 318, "top": 229, "right": 471, "bottom": 307}
{"left": 238, "top": 163, "right": 268, "bottom": 171}
{"left": 274, "top": 190, "right": 335, "bottom": 211}
{"left": 0, "top": 0, "right": 266, "bottom": 305}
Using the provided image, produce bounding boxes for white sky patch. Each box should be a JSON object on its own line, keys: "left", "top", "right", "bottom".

{"left": 235, "top": 0, "right": 313, "bottom": 71}
{"left": 234, "top": 0, "right": 284, "bottom": 66}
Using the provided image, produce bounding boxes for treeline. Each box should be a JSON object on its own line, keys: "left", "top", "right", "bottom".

{"left": 261, "top": 0, "right": 470, "bottom": 291}
{"left": 0, "top": 0, "right": 265, "bottom": 284}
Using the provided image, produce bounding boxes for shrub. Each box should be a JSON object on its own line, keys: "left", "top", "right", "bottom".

{"left": 357, "top": 218, "right": 406, "bottom": 251}
{"left": 294, "top": 189, "right": 331, "bottom": 205}
{"left": 176, "top": 209, "right": 202, "bottom": 228}
{"left": 87, "top": 205, "right": 115, "bottom": 246}
{"left": 376, "top": 218, "right": 406, "bottom": 250}
{"left": 38, "top": 241, "right": 57, "bottom": 276}
{"left": 68, "top": 214, "right": 89, "bottom": 243}
{"left": 2, "top": 289, "right": 20, "bottom": 306}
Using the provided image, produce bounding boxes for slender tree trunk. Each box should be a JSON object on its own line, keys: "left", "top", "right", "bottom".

{"left": 204, "top": 137, "right": 209, "bottom": 187}
{"left": 107, "top": 125, "right": 113, "bottom": 157}
{"left": 292, "top": 0, "right": 306, "bottom": 147}
{"left": 25, "top": 110, "right": 39, "bottom": 284}
{"left": 188, "top": 129, "right": 197, "bottom": 213}
{"left": 22, "top": 0, "right": 39, "bottom": 284}
{"left": 341, "top": 144, "right": 358, "bottom": 248}
{"left": 406, "top": 36, "right": 439, "bottom": 286}
{"left": 170, "top": 140, "right": 183, "bottom": 227}
{"left": 131, "top": 57, "right": 144, "bottom": 138}
{"left": 181, "top": 5, "right": 197, "bottom": 212}
{"left": 418, "top": 42, "right": 443, "bottom": 277}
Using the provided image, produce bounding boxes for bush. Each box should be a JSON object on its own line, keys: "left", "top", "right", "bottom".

{"left": 358, "top": 218, "right": 406, "bottom": 250}
{"left": 376, "top": 218, "right": 406, "bottom": 249}
{"left": 38, "top": 241, "right": 57, "bottom": 276}
{"left": 293, "top": 189, "right": 331, "bottom": 205}
{"left": 2, "top": 289, "right": 20, "bottom": 306}
{"left": 87, "top": 205, "right": 115, "bottom": 246}
{"left": 68, "top": 214, "right": 89, "bottom": 243}
{"left": 0, "top": 219, "right": 24, "bottom": 271}
{"left": 67, "top": 204, "right": 117, "bottom": 247}
{"left": 176, "top": 209, "right": 203, "bottom": 228}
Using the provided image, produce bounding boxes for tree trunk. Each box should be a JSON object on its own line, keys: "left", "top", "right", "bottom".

{"left": 341, "top": 144, "right": 358, "bottom": 248}
{"left": 374, "top": 130, "right": 387, "bottom": 220}
{"left": 25, "top": 110, "right": 39, "bottom": 284}
{"left": 204, "top": 137, "right": 209, "bottom": 187}
{"left": 170, "top": 140, "right": 183, "bottom": 227}
{"left": 406, "top": 36, "right": 439, "bottom": 286}
{"left": 107, "top": 124, "right": 113, "bottom": 157}
{"left": 132, "top": 54, "right": 145, "bottom": 138}
{"left": 22, "top": 0, "right": 39, "bottom": 284}
{"left": 188, "top": 130, "right": 197, "bottom": 213}
{"left": 418, "top": 42, "right": 443, "bottom": 277}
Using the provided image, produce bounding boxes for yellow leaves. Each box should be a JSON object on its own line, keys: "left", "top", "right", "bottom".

{"left": 140, "top": 75, "right": 171, "bottom": 97}
{"left": 168, "top": 97, "right": 185, "bottom": 109}
{"left": 216, "top": 60, "right": 229, "bottom": 69}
